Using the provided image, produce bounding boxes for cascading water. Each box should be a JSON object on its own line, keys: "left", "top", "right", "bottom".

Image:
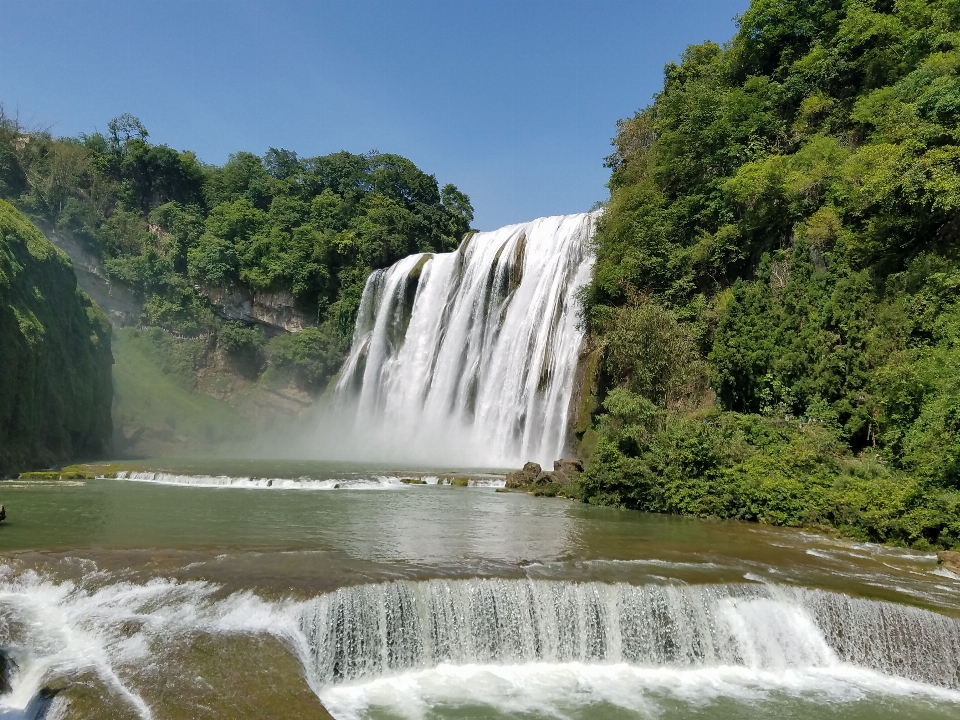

{"left": 3, "top": 572, "right": 960, "bottom": 719}
{"left": 296, "top": 579, "right": 960, "bottom": 690}
{"left": 332, "top": 213, "right": 597, "bottom": 467}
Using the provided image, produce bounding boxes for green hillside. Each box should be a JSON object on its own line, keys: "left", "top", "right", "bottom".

{"left": 0, "top": 200, "right": 112, "bottom": 474}
{"left": 580, "top": 0, "right": 960, "bottom": 549}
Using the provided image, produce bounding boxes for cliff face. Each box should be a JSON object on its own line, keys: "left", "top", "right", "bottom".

{"left": 0, "top": 201, "right": 113, "bottom": 474}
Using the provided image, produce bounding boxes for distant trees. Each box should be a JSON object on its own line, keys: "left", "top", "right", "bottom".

{"left": 0, "top": 110, "right": 474, "bottom": 392}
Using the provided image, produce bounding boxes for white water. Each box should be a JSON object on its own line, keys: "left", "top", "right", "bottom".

{"left": 332, "top": 213, "right": 597, "bottom": 468}
{"left": 113, "top": 472, "right": 505, "bottom": 490}
{"left": 2, "top": 573, "right": 960, "bottom": 718}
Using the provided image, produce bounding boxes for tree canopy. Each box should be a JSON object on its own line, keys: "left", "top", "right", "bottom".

{"left": 580, "top": 0, "right": 960, "bottom": 549}
{"left": 0, "top": 109, "right": 473, "bottom": 389}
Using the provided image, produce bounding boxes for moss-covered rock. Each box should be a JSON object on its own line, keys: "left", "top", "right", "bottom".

{"left": 0, "top": 200, "right": 113, "bottom": 474}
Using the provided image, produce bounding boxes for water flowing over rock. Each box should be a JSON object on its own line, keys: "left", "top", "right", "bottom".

{"left": 334, "top": 213, "right": 597, "bottom": 467}
{"left": 3, "top": 571, "right": 960, "bottom": 717}
{"left": 297, "top": 579, "right": 960, "bottom": 690}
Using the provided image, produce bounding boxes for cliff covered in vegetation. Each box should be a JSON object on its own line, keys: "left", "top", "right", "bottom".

{"left": 0, "top": 111, "right": 473, "bottom": 400}
{"left": 0, "top": 200, "right": 112, "bottom": 474}
{"left": 579, "top": 0, "right": 960, "bottom": 548}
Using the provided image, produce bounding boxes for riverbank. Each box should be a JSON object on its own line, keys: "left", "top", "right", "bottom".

{"left": 568, "top": 412, "right": 960, "bottom": 552}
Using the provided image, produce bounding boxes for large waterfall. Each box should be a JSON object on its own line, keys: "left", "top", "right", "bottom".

{"left": 333, "top": 213, "right": 596, "bottom": 467}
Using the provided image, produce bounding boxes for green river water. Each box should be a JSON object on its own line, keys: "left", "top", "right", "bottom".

{"left": 1, "top": 460, "right": 959, "bottom": 719}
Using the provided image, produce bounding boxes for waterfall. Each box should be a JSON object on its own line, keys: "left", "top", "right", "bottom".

{"left": 333, "top": 213, "right": 597, "bottom": 467}
{"left": 295, "top": 579, "right": 960, "bottom": 690}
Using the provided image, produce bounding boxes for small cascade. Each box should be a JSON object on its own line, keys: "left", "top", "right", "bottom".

{"left": 294, "top": 579, "right": 960, "bottom": 689}
{"left": 333, "top": 213, "right": 597, "bottom": 467}
{"left": 3, "top": 571, "right": 960, "bottom": 717}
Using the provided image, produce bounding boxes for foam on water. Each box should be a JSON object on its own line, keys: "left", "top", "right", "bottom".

{"left": 113, "top": 471, "right": 504, "bottom": 490}
{"left": 2, "top": 571, "right": 959, "bottom": 719}
{"left": 319, "top": 662, "right": 960, "bottom": 720}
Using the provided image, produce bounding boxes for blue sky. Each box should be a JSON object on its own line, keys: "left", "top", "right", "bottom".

{"left": 0, "top": 1, "right": 749, "bottom": 230}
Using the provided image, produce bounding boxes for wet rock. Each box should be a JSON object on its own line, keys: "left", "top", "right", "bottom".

{"left": 505, "top": 462, "right": 541, "bottom": 488}
{"left": 0, "top": 647, "right": 16, "bottom": 694}
{"left": 938, "top": 550, "right": 960, "bottom": 575}
{"left": 552, "top": 458, "right": 584, "bottom": 486}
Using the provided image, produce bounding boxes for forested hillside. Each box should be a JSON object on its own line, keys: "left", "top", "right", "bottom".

{"left": 0, "top": 111, "right": 473, "bottom": 393}
{"left": 0, "top": 200, "right": 112, "bottom": 474}
{"left": 579, "top": 0, "right": 960, "bottom": 548}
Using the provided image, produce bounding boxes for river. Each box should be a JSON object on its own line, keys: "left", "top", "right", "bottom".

{"left": 1, "top": 461, "right": 959, "bottom": 719}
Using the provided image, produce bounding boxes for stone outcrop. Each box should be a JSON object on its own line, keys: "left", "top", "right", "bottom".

{"left": 201, "top": 284, "right": 311, "bottom": 333}
{"left": 938, "top": 550, "right": 960, "bottom": 576}
{"left": 505, "top": 462, "right": 542, "bottom": 488}
{"left": 552, "top": 458, "right": 584, "bottom": 485}
{"left": 505, "top": 458, "right": 584, "bottom": 488}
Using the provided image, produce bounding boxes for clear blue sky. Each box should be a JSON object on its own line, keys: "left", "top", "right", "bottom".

{"left": 0, "top": 1, "right": 749, "bottom": 230}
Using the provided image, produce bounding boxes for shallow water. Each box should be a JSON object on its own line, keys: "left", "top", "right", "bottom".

{"left": 1, "top": 461, "right": 959, "bottom": 719}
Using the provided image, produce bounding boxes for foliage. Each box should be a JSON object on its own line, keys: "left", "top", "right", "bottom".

{"left": 0, "top": 199, "right": 113, "bottom": 474}
{"left": 0, "top": 107, "right": 473, "bottom": 392}
{"left": 264, "top": 326, "right": 343, "bottom": 391}
{"left": 582, "top": 0, "right": 960, "bottom": 548}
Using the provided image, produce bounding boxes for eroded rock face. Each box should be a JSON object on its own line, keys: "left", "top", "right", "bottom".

{"left": 38, "top": 222, "right": 143, "bottom": 328}
{"left": 201, "top": 285, "right": 311, "bottom": 333}
{"left": 505, "top": 462, "right": 542, "bottom": 488}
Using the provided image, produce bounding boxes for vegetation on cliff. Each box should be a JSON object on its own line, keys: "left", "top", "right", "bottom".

{"left": 0, "top": 200, "right": 112, "bottom": 474}
{"left": 0, "top": 110, "right": 473, "bottom": 394}
{"left": 580, "top": 0, "right": 960, "bottom": 548}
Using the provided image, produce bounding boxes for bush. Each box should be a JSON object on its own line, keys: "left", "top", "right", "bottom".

{"left": 265, "top": 326, "right": 342, "bottom": 391}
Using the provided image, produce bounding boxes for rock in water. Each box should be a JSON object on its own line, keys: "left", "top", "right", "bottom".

{"left": 506, "top": 462, "right": 542, "bottom": 488}
{"left": 0, "top": 647, "right": 16, "bottom": 694}
{"left": 0, "top": 504, "right": 5, "bottom": 523}
{"left": 939, "top": 550, "right": 960, "bottom": 576}
{"left": 552, "top": 458, "right": 584, "bottom": 485}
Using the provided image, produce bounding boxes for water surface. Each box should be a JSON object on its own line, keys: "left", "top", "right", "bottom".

{"left": 1, "top": 463, "right": 958, "bottom": 719}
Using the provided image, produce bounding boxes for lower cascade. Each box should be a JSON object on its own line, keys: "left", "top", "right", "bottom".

{"left": 298, "top": 579, "right": 960, "bottom": 690}
{"left": 333, "top": 213, "right": 597, "bottom": 467}
{"left": 3, "top": 573, "right": 960, "bottom": 717}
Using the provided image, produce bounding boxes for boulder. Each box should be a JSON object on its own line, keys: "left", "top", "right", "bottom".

{"left": 505, "top": 463, "right": 537, "bottom": 487}
{"left": 552, "top": 458, "right": 584, "bottom": 485}
{"left": 534, "top": 471, "right": 556, "bottom": 486}
{"left": 938, "top": 550, "right": 960, "bottom": 576}
{"left": 505, "top": 462, "right": 541, "bottom": 488}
